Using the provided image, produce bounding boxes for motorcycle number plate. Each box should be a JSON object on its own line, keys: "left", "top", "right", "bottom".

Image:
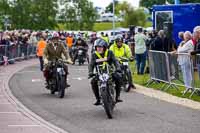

{"left": 78, "top": 50, "right": 83, "bottom": 54}
{"left": 123, "top": 62, "right": 129, "bottom": 66}
{"left": 57, "top": 68, "right": 62, "bottom": 72}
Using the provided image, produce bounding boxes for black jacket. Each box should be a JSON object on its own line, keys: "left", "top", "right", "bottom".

{"left": 151, "top": 36, "right": 176, "bottom": 52}
{"left": 89, "top": 50, "right": 121, "bottom": 74}
{"left": 192, "top": 40, "right": 200, "bottom": 55}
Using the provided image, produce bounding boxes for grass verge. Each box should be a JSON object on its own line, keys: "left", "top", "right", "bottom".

{"left": 93, "top": 22, "right": 122, "bottom": 31}
{"left": 130, "top": 62, "right": 200, "bottom": 102}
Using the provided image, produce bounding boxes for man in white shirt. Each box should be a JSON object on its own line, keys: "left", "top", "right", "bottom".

{"left": 134, "top": 28, "right": 147, "bottom": 75}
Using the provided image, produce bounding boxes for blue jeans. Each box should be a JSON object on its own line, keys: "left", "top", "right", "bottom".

{"left": 135, "top": 53, "right": 146, "bottom": 74}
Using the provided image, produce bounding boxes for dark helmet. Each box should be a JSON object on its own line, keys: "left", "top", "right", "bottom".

{"left": 94, "top": 38, "right": 108, "bottom": 48}
{"left": 77, "top": 36, "right": 82, "bottom": 40}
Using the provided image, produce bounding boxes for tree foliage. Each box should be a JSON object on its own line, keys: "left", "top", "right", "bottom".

{"left": 105, "top": 0, "right": 119, "bottom": 13}
{"left": 140, "top": 0, "right": 200, "bottom": 9}
{"left": 121, "top": 8, "right": 146, "bottom": 28}
{"left": 0, "top": 0, "right": 58, "bottom": 30}
{"left": 61, "top": 0, "right": 97, "bottom": 30}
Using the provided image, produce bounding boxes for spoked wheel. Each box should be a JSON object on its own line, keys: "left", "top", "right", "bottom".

{"left": 123, "top": 82, "right": 130, "bottom": 92}
{"left": 51, "top": 89, "right": 56, "bottom": 94}
{"left": 48, "top": 80, "right": 56, "bottom": 94}
{"left": 124, "top": 69, "right": 132, "bottom": 92}
{"left": 101, "top": 87, "right": 115, "bottom": 119}
{"left": 78, "top": 57, "right": 83, "bottom": 66}
{"left": 58, "top": 76, "right": 65, "bottom": 98}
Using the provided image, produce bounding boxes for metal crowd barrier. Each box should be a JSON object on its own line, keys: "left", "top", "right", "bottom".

{"left": 0, "top": 44, "right": 37, "bottom": 65}
{"left": 191, "top": 54, "right": 200, "bottom": 97}
{"left": 147, "top": 50, "right": 178, "bottom": 91}
{"left": 147, "top": 50, "right": 200, "bottom": 98}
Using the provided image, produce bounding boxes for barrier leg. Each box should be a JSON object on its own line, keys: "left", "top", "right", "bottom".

{"left": 161, "top": 83, "right": 168, "bottom": 90}
{"left": 146, "top": 79, "right": 154, "bottom": 87}
{"left": 189, "top": 89, "right": 196, "bottom": 98}
{"left": 164, "top": 84, "right": 173, "bottom": 91}
{"left": 182, "top": 88, "right": 191, "bottom": 96}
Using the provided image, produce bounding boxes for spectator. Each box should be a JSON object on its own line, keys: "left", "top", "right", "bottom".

{"left": 151, "top": 30, "right": 165, "bottom": 51}
{"left": 191, "top": 26, "right": 200, "bottom": 55}
{"left": 134, "top": 28, "right": 147, "bottom": 75}
{"left": 191, "top": 26, "right": 200, "bottom": 80}
{"left": 178, "top": 31, "right": 184, "bottom": 41}
{"left": 177, "top": 31, "right": 194, "bottom": 93}
{"left": 37, "top": 36, "right": 47, "bottom": 71}
{"left": 29, "top": 32, "right": 38, "bottom": 55}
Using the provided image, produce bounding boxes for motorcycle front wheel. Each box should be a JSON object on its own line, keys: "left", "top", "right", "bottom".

{"left": 58, "top": 75, "right": 66, "bottom": 98}
{"left": 101, "top": 87, "right": 115, "bottom": 119}
{"left": 124, "top": 69, "right": 132, "bottom": 92}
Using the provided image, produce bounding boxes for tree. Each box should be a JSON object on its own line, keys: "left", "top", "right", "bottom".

{"left": 0, "top": 0, "right": 11, "bottom": 29}
{"left": 63, "top": 0, "right": 97, "bottom": 30}
{"left": 140, "top": 0, "right": 166, "bottom": 9}
{"left": 30, "top": 0, "right": 58, "bottom": 30}
{"left": 140, "top": 0, "right": 200, "bottom": 9}
{"left": 116, "top": 1, "right": 131, "bottom": 13}
{"left": 121, "top": 8, "right": 146, "bottom": 28}
{"left": 105, "top": 0, "right": 119, "bottom": 13}
{"left": 0, "top": 0, "right": 58, "bottom": 30}
{"left": 10, "top": 0, "right": 33, "bottom": 29}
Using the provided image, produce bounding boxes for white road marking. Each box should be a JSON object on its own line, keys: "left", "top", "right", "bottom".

{"left": 16, "top": 71, "right": 38, "bottom": 74}
{"left": 0, "top": 103, "right": 11, "bottom": 105}
{"left": 8, "top": 125, "right": 41, "bottom": 127}
{"left": 0, "top": 112, "right": 20, "bottom": 114}
{"left": 72, "top": 77, "right": 86, "bottom": 80}
{"left": 32, "top": 79, "right": 43, "bottom": 82}
{"left": 70, "top": 68, "right": 88, "bottom": 71}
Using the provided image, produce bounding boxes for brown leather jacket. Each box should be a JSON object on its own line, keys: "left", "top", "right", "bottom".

{"left": 43, "top": 42, "right": 69, "bottom": 61}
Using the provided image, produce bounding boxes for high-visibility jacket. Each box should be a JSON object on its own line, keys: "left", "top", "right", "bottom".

{"left": 66, "top": 37, "right": 73, "bottom": 48}
{"left": 95, "top": 49, "right": 108, "bottom": 69}
{"left": 37, "top": 40, "right": 47, "bottom": 57}
{"left": 109, "top": 42, "right": 132, "bottom": 59}
{"left": 101, "top": 36, "right": 109, "bottom": 44}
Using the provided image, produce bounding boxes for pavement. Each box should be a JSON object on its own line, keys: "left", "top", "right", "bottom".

{"left": 7, "top": 61, "right": 200, "bottom": 133}
{"left": 0, "top": 59, "right": 67, "bottom": 133}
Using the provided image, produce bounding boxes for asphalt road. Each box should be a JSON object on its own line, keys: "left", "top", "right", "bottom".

{"left": 9, "top": 64, "right": 200, "bottom": 133}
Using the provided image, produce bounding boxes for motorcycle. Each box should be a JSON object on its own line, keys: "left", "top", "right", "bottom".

{"left": 90, "top": 59, "right": 116, "bottom": 119}
{"left": 119, "top": 57, "right": 134, "bottom": 92}
{"left": 47, "top": 59, "right": 67, "bottom": 98}
{"left": 77, "top": 46, "right": 86, "bottom": 65}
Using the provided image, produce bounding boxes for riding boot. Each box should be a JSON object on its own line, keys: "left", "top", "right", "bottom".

{"left": 87, "top": 57, "right": 89, "bottom": 64}
{"left": 115, "top": 86, "right": 123, "bottom": 103}
{"left": 91, "top": 79, "right": 101, "bottom": 105}
{"left": 128, "top": 83, "right": 136, "bottom": 90}
{"left": 65, "top": 75, "right": 70, "bottom": 88}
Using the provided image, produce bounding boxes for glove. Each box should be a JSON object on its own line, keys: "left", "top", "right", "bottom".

{"left": 65, "top": 59, "right": 73, "bottom": 64}
{"left": 129, "top": 57, "right": 134, "bottom": 62}
{"left": 116, "top": 69, "right": 122, "bottom": 73}
{"left": 44, "top": 58, "right": 48, "bottom": 65}
{"left": 88, "top": 72, "right": 95, "bottom": 79}
{"left": 190, "top": 51, "right": 196, "bottom": 55}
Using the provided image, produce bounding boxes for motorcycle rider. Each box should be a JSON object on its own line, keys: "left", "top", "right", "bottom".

{"left": 43, "top": 32, "right": 73, "bottom": 88}
{"left": 110, "top": 35, "right": 136, "bottom": 90}
{"left": 72, "top": 36, "right": 89, "bottom": 64}
{"left": 89, "top": 39, "right": 123, "bottom": 105}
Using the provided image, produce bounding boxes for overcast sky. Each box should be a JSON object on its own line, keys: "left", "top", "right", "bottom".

{"left": 89, "top": 0, "right": 140, "bottom": 8}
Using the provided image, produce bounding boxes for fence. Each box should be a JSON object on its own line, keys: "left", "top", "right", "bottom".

{"left": 0, "top": 44, "right": 36, "bottom": 65}
{"left": 147, "top": 50, "right": 200, "bottom": 98}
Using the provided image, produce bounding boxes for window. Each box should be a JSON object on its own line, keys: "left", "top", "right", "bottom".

{"left": 155, "top": 11, "right": 173, "bottom": 31}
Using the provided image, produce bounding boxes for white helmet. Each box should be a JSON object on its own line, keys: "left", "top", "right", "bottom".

{"left": 52, "top": 32, "right": 59, "bottom": 38}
